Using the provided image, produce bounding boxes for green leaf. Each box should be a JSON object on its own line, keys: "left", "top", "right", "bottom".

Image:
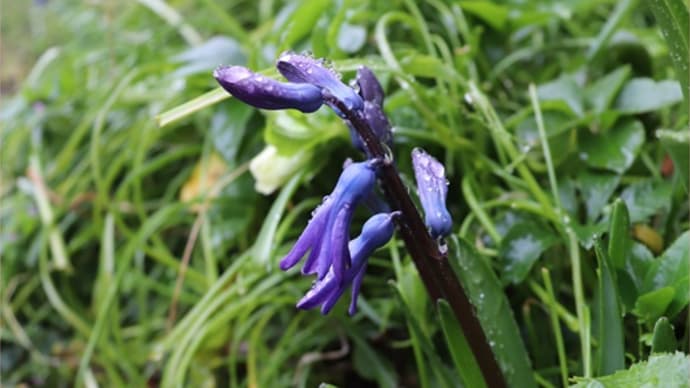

{"left": 594, "top": 240, "right": 625, "bottom": 375}
{"left": 651, "top": 317, "right": 677, "bottom": 354}
{"left": 499, "top": 221, "right": 558, "bottom": 284}
{"left": 537, "top": 74, "right": 584, "bottom": 117}
{"left": 252, "top": 172, "right": 303, "bottom": 269}
{"left": 448, "top": 236, "right": 537, "bottom": 388}
{"left": 614, "top": 78, "right": 683, "bottom": 114}
{"left": 278, "top": 0, "right": 332, "bottom": 51}
{"left": 437, "top": 300, "right": 487, "bottom": 388}
{"left": 657, "top": 129, "right": 690, "bottom": 192}
{"left": 585, "top": 66, "right": 631, "bottom": 113}
{"left": 620, "top": 179, "right": 673, "bottom": 222}
{"left": 642, "top": 231, "right": 690, "bottom": 317}
{"left": 350, "top": 331, "right": 398, "bottom": 388}
{"left": 571, "top": 352, "right": 690, "bottom": 387}
{"left": 210, "top": 101, "right": 253, "bottom": 165}
{"left": 264, "top": 110, "right": 342, "bottom": 155}
{"left": 608, "top": 199, "right": 631, "bottom": 269}
{"left": 634, "top": 286, "right": 675, "bottom": 322}
{"left": 460, "top": 1, "right": 509, "bottom": 31}
{"left": 579, "top": 120, "right": 644, "bottom": 174}
{"left": 648, "top": 0, "right": 689, "bottom": 104}
{"left": 578, "top": 171, "right": 621, "bottom": 223}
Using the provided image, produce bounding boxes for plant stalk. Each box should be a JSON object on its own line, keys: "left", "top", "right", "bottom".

{"left": 328, "top": 96, "right": 507, "bottom": 388}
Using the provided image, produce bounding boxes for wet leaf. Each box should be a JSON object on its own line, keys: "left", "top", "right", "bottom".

{"left": 585, "top": 65, "right": 631, "bottom": 113}
{"left": 614, "top": 78, "right": 683, "bottom": 113}
{"left": 651, "top": 317, "right": 677, "bottom": 354}
{"left": 642, "top": 231, "right": 690, "bottom": 317}
{"left": 499, "top": 221, "right": 558, "bottom": 285}
{"left": 578, "top": 170, "right": 621, "bottom": 223}
{"left": 537, "top": 74, "right": 584, "bottom": 117}
{"left": 448, "top": 236, "right": 537, "bottom": 388}
{"left": 571, "top": 352, "right": 690, "bottom": 387}
{"left": 579, "top": 120, "right": 644, "bottom": 174}
{"left": 620, "top": 179, "right": 673, "bottom": 222}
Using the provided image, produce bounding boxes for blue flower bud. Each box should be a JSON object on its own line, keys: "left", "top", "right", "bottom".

{"left": 276, "top": 52, "right": 363, "bottom": 112}
{"left": 296, "top": 212, "right": 398, "bottom": 315}
{"left": 411, "top": 148, "right": 452, "bottom": 238}
{"left": 214, "top": 65, "right": 323, "bottom": 113}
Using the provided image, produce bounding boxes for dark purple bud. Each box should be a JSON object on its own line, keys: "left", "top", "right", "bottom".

{"left": 347, "top": 101, "right": 393, "bottom": 154}
{"left": 356, "top": 66, "right": 385, "bottom": 107}
{"left": 276, "top": 52, "right": 363, "bottom": 112}
{"left": 411, "top": 148, "right": 452, "bottom": 238}
{"left": 214, "top": 65, "right": 323, "bottom": 113}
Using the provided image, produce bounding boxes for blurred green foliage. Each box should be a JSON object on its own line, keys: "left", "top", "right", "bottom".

{"left": 1, "top": 0, "right": 688, "bottom": 387}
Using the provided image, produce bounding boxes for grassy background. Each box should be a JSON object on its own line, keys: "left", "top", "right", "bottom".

{"left": 1, "top": 0, "right": 688, "bottom": 387}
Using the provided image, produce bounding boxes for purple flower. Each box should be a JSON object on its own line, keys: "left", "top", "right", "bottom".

{"left": 296, "top": 212, "right": 399, "bottom": 315}
{"left": 214, "top": 65, "right": 323, "bottom": 113}
{"left": 276, "top": 52, "right": 363, "bottom": 112}
{"left": 279, "top": 160, "right": 380, "bottom": 284}
{"left": 348, "top": 67, "right": 392, "bottom": 153}
{"left": 411, "top": 148, "right": 452, "bottom": 238}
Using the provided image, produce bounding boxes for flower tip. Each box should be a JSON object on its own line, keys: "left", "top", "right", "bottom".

{"left": 213, "top": 65, "right": 252, "bottom": 85}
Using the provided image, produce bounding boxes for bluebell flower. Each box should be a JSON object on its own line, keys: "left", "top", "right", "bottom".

{"left": 279, "top": 160, "right": 380, "bottom": 284}
{"left": 214, "top": 65, "right": 323, "bottom": 113}
{"left": 296, "top": 212, "right": 399, "bottom": 315}
{"left": 348, "top": 66, "right": 392, "bottom": 153}
{"left": 276, "top": 52, "right": 363, "bottom": 113}
{"left": 411, "top": 148, "right": 452, "bottom": 238}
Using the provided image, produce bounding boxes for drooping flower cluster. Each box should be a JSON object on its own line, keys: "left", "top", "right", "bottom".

{"left": 214, "top": 52, "right": 452, "bottom": 314}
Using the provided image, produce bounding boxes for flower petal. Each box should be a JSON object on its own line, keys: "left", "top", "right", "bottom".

{"left": 356, "top": 66, "right": 385, "bottom": 107}
{"left": 214, "top": 65, "right": 323, "bottom": 113}
{"left": 276, "top": 52, "right": 363, "bottom": 112}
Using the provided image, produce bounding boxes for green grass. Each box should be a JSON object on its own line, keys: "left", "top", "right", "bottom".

{"left": 1, "top": 0, "right": 688, "bottom": 387}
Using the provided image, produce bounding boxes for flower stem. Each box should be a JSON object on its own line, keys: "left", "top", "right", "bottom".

{"left": 327, "top": 96, "right": 507, "bottom": 388}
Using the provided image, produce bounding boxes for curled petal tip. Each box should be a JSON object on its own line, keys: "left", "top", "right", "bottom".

{"left": 277, "top": 52, "right": 363, "bottom": 112}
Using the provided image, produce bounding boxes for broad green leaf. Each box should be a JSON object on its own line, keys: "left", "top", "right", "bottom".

{"left": 571, "top": 352, "right": 690, "bottom": 387}
{"left": 651, "top": 317, "right": 677, "bottom": 354}
{"left": 578, "top": 171, "right": 621, "bottom": 223}
{"left": 648, "top": 0, "right": 689, "bottom": 103}
{"left": 579, "top": 120, "right": 644, "bottom": 174}
{"left": 620, "top": 179, "right": 673, "bottom": 222}
{"left": 625, "top": 242, "right": 655, "bottom": 291}
{"left": 437, "top": 300, "right": 487, "bottom": 388}
{"left": 210, "top": 101, "right": 253, "bottom": 165}
{"left": 537, "top": 74, "right": 584, "bottom": 117}
{"left": 657, "top": 129, "right": 689, "bottom": 192}
{"left": 634, "top": 286, "right": 674, "bottom": 323}
{"left": 264, "top": 110, "right": 342, "bottom": 156}
{"left": 448, "top": 236, "right": 537, "bottom": 388}
{"left": 642, "top": 231, "right": 690, "bottom": 317}
{"left": 594, "top": 240, "right": 625, "bottom": 375}
{"left": 607, "top": 199, "right": 631, "bottom": 269}
{"left": 614, "top": 78, "right": 683, "bottom": 113}
{"left": 499, "top": 221, "right": 558, "bottom": 285}
{"left": 585, "top": 66, "right": 631, "bottom": 113}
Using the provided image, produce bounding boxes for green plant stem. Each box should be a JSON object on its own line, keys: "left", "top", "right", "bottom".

{"left": 542, "top": 268, "right": 569, "bottom": 387}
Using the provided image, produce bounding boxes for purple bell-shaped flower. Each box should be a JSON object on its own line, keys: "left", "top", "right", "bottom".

{"left": 279, "top": 159, "right": 380, "bottom": 284}
{"left": 296, "top": 211, "right": 398, "bottom": 315}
